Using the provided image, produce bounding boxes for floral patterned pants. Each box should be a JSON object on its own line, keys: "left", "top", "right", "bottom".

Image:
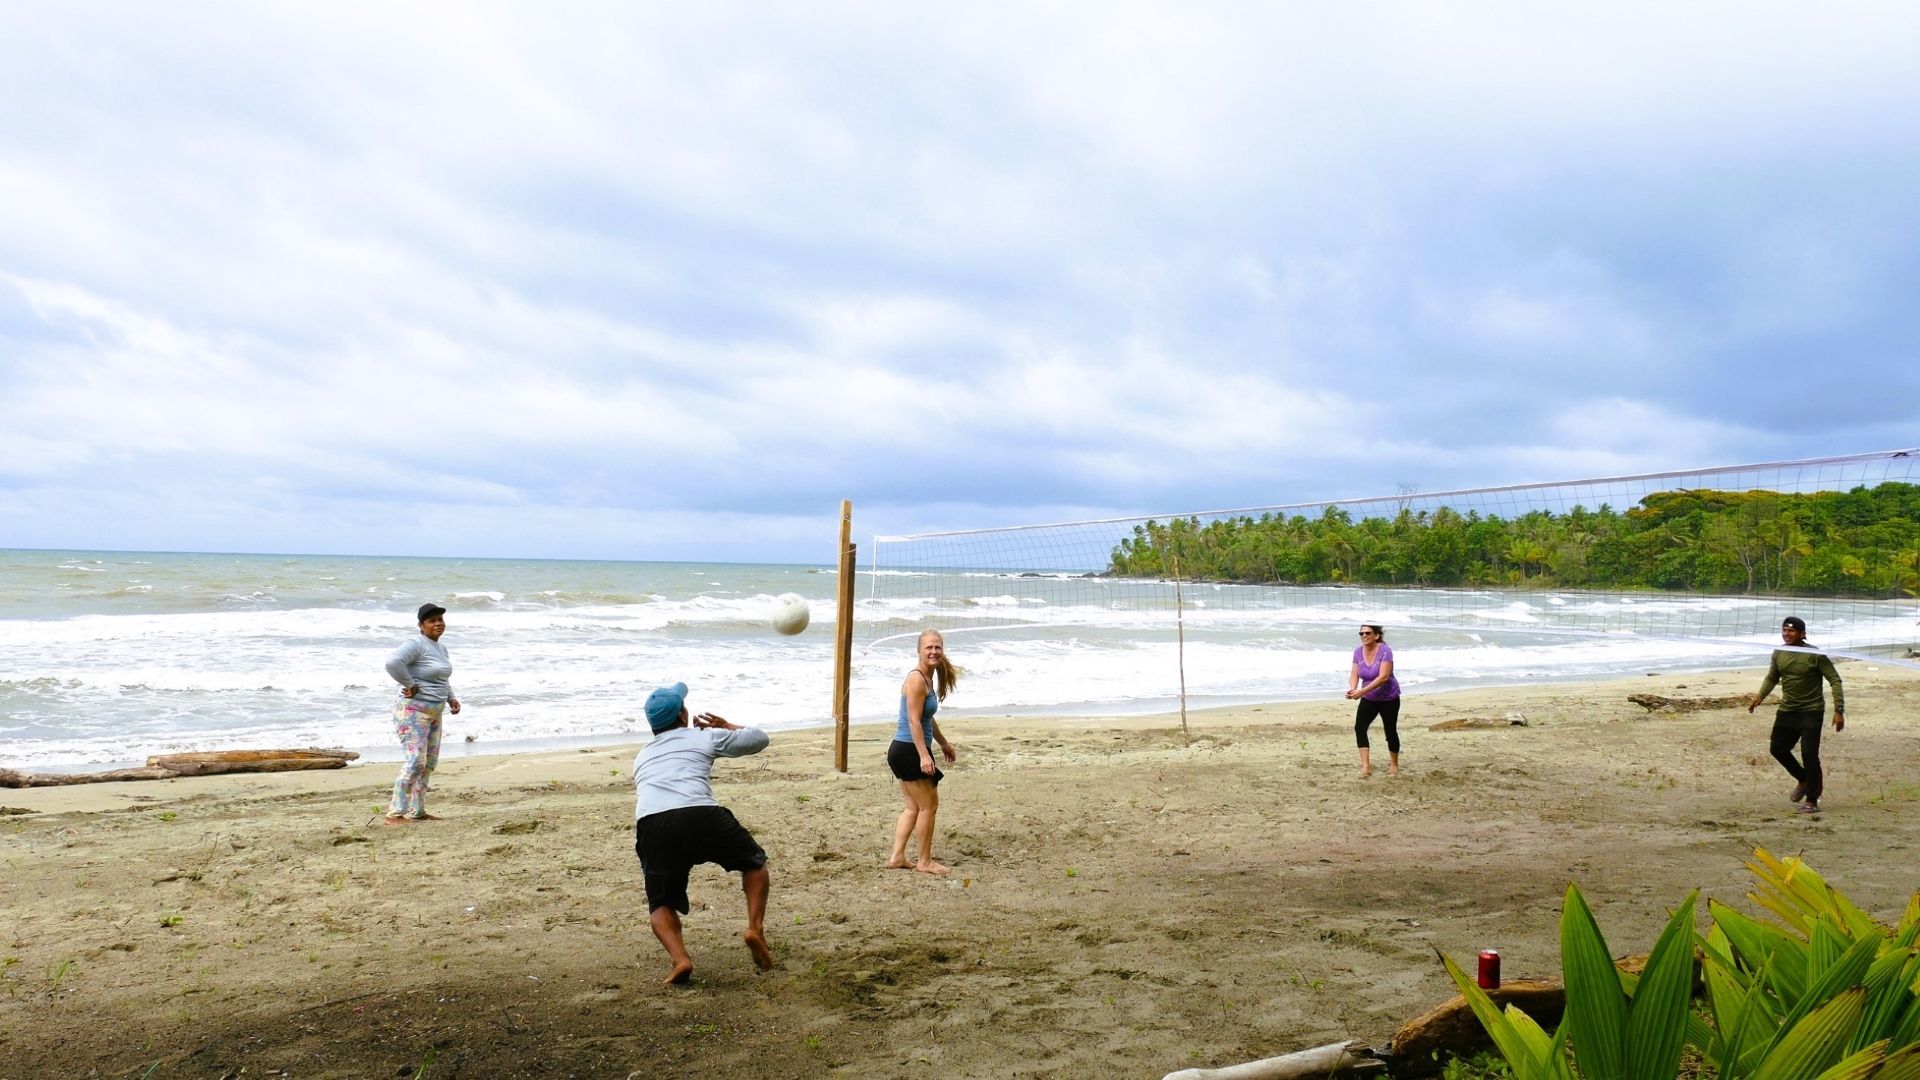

{"left": 387, "top": 699, "right": 445, "bottom": 818}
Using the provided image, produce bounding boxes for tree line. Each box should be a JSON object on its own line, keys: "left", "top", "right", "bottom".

{"left": 1106, "top": 482, "right": 1920, "bottom": 597}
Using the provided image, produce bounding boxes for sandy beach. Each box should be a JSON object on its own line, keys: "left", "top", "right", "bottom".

{"left": 5, "top": 664, "right": 1917, "bottom": 1079}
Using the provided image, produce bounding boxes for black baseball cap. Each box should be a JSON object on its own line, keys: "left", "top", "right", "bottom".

{"left": 417, "top": 602, "right": 448, "bottom": 622}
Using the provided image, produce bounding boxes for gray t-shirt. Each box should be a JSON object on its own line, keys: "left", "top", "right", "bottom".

{"left": 633, "top": 725, "right": 769, "bottom": 820}
{"left": 385, "top": 635, "right": 454, "bottom": 704}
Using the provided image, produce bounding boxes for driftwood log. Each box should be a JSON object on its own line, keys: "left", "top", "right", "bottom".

{"left": 0, "top": 766, "right": 178, "bottom": 787}
{"left": 1386, "top": 954, "right": 1653, "bottom": 1074}
{"left": 0, "top": 749, "right": 359, "bottom": 788}
{"left": 147, "top": 749, "right": 356, "bottom": 767}
{"left": 146, "top": 758, "right": 356, "bottom": 777}
{"left": 1627, "top": 693, "right": 1750, "bottom": 714}
{"left": 1427, "top": 716, "right": 1528, "bottom": 732}
{"left": 146, "top": 749, "right": 358, "bottom": 777}
{"left": 1163, "top": 1040, "right": 1384, "bottom": 1080}
{"left": 1385, "top": 979, "right": 1570, "bottom": 1067}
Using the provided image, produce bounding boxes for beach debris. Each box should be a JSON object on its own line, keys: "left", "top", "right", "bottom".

{"left": 1626, "top": 693, "right": 1750, "bottom": 714}
{"left": 2, "top": 806, "right": 40, "bottom": 815}
{"left": 1, "top": 766, "right": 179, "bottom": 787}
{"left": 1386, "top": 978, "right": 1569, "bottom": 1068}
{"left": 1161, "top": 1039, "right": 1384, "bottom": 1079}
{"left": 146, "top": 748, "right": 358, "bottom": 775}
{"left": 0, "top": 748, "right": 358, "bottom": 788}
{"left": 1426, "top": 715, "right": 1529, "bottom": 732}
{"left": 1386, "top": 954, "right": 1655, "bottom": 1073}
{"left": 493, "top": 819, "right": 546, "bottom": 834}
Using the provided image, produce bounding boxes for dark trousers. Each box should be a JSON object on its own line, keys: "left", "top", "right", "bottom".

{"left": 1769, "top": 709, "right": 1824, "bottom": 803}
{"left": 1355, "top": 697, "right": 1401, "bottom": 754}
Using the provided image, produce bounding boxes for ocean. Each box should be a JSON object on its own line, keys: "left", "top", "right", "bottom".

{"left": 2, "top": 548, "right": 1906, "bottom": 771}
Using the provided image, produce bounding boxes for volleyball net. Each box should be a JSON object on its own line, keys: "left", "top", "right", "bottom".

{"left": 861, "top": 449, "right": 1920, "bottom": 675}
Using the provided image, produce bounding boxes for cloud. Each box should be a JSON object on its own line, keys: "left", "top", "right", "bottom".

{"left": 2, "top": 4, "right": 1918, "bottom": 558}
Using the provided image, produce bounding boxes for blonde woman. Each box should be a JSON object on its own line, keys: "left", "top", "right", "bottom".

{"left": 885, "top": 629, "right": 960, "bottom": 874}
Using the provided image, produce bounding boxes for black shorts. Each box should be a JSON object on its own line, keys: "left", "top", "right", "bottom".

{"left": 633, "top": 805, "right": 767, "bottom": 914}
{"left": 887, "top": 739, "right": 943, "bottom": 785}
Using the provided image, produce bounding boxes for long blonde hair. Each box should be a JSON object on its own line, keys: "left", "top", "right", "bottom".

{"left": 918, "top": 629, "right": 961, "bottom": 701}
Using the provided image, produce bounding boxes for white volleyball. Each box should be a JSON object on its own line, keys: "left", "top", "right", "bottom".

{"left": 771, "top": 593, "right": 811, "bottom": 636}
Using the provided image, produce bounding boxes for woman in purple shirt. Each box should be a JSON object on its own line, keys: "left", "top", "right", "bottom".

{"left": 1345, "top": 623, "right": 1401, "bottom": 778}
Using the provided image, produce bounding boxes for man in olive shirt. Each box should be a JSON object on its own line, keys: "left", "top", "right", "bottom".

{"left": 1747, "top": 616, "right": 1845, "bottom": 814}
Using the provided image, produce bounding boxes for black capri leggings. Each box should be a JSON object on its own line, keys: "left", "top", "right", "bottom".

{"left": 1355, "top": 698, "right": 1401, "bottom": 753}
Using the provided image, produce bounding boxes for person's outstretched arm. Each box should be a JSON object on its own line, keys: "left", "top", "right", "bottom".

{"left": 694, "top": 712, "right": 770, "bottom": 756}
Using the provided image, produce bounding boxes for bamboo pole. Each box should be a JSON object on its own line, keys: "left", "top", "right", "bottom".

{"left": 832, "top": 500, "right": 856, "bottom": 773}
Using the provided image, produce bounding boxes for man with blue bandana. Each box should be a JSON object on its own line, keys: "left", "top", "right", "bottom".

{"left": 632, "top": 681, "right": 773, "bottom": 985}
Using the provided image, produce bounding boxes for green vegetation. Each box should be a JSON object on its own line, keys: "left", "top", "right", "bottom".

{"left": 44, "top": 957, "right": 74, "bottom": 991}
{"left": 1109, "top": 483, "right": 1920, "bottom": 596}
{"left": 1440, "top": 1050, "right": 1514, "bottom": 1080}
{"left": 1442, "top": 848, "right": 1920, "bottom": 1079}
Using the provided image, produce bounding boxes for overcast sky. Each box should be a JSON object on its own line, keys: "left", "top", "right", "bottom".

{"left": 3, "top": 3, "right": 1917, "bottom": 563}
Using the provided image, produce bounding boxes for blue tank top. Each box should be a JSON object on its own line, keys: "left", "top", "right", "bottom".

{"left": 894, "top": 673, "right": 938, "bottom": 742}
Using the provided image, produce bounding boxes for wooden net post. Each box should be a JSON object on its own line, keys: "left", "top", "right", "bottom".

{"left": 1170, "top": 545, "right": 1190, "bottom": 747}
{"left": 832, "top": 500, "right": 856, "bottom": 773}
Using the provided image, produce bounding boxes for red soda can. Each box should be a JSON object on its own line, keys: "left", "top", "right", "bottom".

{"left": 1477, "top": 949, "right": 1501, "bottom": 989}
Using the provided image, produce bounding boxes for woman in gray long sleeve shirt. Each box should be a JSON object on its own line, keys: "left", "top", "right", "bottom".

{"left": 382, "top": 602, "right": 463, "bottom": 824}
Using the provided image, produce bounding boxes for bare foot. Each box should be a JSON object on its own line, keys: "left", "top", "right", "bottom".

{"left": 663, "top": 960, "right": 694, "bottom": 986}
{"left": 1387, "top": 766, "right": 1400, "bottom": 778}
{"left": 743, "top": 930, "right": 774, "bottom": 971}
{"left": 914, "top": 860, "right": 951, "bottom": 876}
{"left": 883, "top": 858, "right": 911, "bottom": 870}
{"left": 380, "top": 815, "right": 410, "bottom": 827}
{"left": 1357, "top": 768, "right": 1373, "bottom": 779}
